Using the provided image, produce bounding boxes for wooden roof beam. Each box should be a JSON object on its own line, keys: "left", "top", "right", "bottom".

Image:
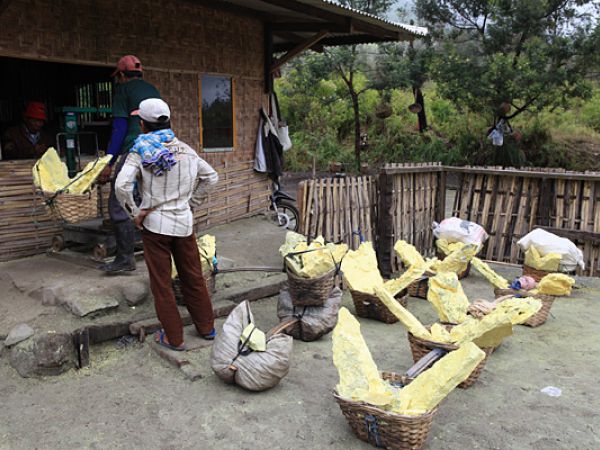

{"left": 271, "top": 21, "right": 351, "bottom": 33}
{"left": 270, "top": 30, "right": 329, "bottom": 73}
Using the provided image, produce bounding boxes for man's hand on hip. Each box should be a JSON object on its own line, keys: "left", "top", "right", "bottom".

{"left": 134, "top": 208, "right": 155, "bottom": 230}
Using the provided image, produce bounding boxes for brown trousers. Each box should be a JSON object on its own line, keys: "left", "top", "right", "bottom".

{"left": 142, "top": 228, "right": 214, "bottom": 347}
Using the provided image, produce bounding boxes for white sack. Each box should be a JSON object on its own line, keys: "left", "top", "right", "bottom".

{"left": 210, "top": 301, "right": 293, "bottom": 391}
{"left": 432, "top": 217, "right": 489, "bottom": 246}
{"left": 517, "top": 228, "right": 584, "bottom": 272}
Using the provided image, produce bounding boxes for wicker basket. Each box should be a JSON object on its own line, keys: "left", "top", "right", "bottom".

{"left": 287, "top": 268, "right": 335, "bottom": 307}
{"left": 44, "top": 188, "right": 98, "bottom": 223}
{"left": 173, "top": 266, "right": 216, "bottom": 305}
{"left": 407, "top": 326, "right": 492, "bottom": 389}
{"left": 493, "top": 288, "right": 555, "bottom": 327}
{"left": 334, "top": 372, "right": 437, "bottom": 450}
{"left": 407, "top": 276, "right": 430, "bottom": 299}
{"left": 350, "top": 289, "right": 408, "bottom": 324}
{"left": 522, "top": 264, "right": 556, "bottom": 282}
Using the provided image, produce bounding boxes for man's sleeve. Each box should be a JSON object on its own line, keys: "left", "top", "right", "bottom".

{"left": 115, "top": 153, "right": 142, "bottom": 218}
{"left": 189, "top": 158, "right": 218, "bottom": 208}
{"left": 106, "top": 118, "right": 128, "bottom": 165}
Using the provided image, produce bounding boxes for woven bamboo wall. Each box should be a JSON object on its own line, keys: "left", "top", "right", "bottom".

{"left": 451, "top": 166, "right": 600, "bottom": 276}
{"left": 0, "top": 0, "right": 271, "bottom": 260}
{"left": 297, "top": 176, "right": 377, "bottom": 250}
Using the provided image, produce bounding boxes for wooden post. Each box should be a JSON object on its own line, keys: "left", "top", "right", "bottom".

{"left": 376, "top": 169, "right": 394, "bottom": 277}
{"left": 436, "top": 169, "right": 447, "bottom": 222}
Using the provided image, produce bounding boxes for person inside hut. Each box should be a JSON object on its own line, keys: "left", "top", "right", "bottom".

{"left": 98, "top": 55, "right": 161, "bottom": 273}
{"left": 115, "top": 98, "right": 219, "bottom": 349}
{"left": 1, "top": 101, "right": 53, "bottom": 160}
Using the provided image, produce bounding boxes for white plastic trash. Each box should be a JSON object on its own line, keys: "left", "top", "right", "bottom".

{"left": 432, "top": 218, "right": 489, "bottom": 247}
{"left": 517, "top": 229, "right": 584, "bottom": 272}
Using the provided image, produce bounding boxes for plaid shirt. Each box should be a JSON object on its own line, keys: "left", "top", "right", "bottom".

{"left": 115, "top": 137, "right": 218, "bottom": 237}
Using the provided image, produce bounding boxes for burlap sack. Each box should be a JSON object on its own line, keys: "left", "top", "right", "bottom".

{"left": 210, "top": 301, "right": 293, "bottom": 391}
{"left": 277, "top": 287, "right": 342, "bottom": 341}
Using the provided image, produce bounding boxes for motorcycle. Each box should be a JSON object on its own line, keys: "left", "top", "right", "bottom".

{"left": 269, "top": 180, "right": 299, "bottom": 231}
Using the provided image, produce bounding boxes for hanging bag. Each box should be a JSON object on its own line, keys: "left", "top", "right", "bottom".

{"left": 270, "top": 92, "right": 292, "bottom": 151}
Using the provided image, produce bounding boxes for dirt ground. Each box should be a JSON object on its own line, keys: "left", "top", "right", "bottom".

{"left": 1, "top": 251, "right": 599, "bottom": 449}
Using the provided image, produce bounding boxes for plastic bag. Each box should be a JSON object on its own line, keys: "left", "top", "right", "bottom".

{"left": 524, "top": 246, "right": 561, "bottom": 271}
{"left": 277, "top": 287, "right": 342, "bottom": 341}
{"left": 210, "top": 301, "right": 293, "bottom": 391}
{"left": 517, "top": 229, "right": 584, "bottom": 271}
{"left": 427, "top": 272, "right": 469, "bottom": 324}
{"left": 432, "top": 218, "right": 489, "bottom": 246}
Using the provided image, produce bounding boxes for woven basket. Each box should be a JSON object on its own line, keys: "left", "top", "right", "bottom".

{"left": 287, "top": 268, "right": 335, "bottom": 307}
{"left": 407, "top": 276, "right": 430, "bottom": 299}
{"left": 435, "top": 252, "right": 471, "bottom": 279}
{"left": 407, "top": 325, "right": 492, "bottom": 389}
{"left": 493, "top": 288, "right": 555, "bottom": 327}
{"left": 173, "top": 266, "right": 216, "bottom": 305}
{"left": 45, "top": 188, "right": 98, "bottom": 223}
{"left": 334, "top": 372, "right": 437, "bottom": 450}
{"left": 350, "top": 289, "right": 408, "bottom": 324}
{"left": 522, "top": 264, "right": 556, "bottom": 282}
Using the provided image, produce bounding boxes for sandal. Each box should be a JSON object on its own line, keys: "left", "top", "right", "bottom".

{"left": 200, "top": 328, "right": 216, "bottom": 340}
{"left": 154, "top": 330, "right": 186, "bottom": 351}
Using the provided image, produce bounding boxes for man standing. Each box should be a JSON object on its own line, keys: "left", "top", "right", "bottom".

{"left": 100, "top": 55, "right": 161, "bottom": 273}
{"left": 1, "top": 101, "right": 53, "bottom": 160}
{"left": 115, "top": 98, "right": 218, "bottom": 350}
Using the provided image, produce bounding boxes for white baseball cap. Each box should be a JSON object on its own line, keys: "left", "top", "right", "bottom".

{"left": 138, "top": 98, "right": 170, "bottom": 123}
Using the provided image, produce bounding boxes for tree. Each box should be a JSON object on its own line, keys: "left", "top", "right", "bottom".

{"left": 415, "top": 0, "right": 598, "bottom": 128}
{"left": 324, "top": 0, "right": 395, "bottom": 170}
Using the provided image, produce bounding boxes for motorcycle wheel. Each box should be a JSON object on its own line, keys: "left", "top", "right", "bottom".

{"left": 276, "top": 200, "right": 299, "bottom": 231}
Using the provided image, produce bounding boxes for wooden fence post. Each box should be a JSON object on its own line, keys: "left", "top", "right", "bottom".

{"left": 436, "top": 169, "right": 447, "bottom": 222}
{"left": 376, "top": 169, "right": 394, "bottom": 277}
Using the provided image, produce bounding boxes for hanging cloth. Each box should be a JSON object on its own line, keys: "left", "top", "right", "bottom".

{"left": 260, "top": 107, "right": 284, "bottom": 180}
{"left": 254, "top": 116, "right": 268, "bottom": 173}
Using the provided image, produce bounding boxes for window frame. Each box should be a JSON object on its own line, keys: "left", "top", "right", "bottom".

{"left": 198, "top": 74, "right": 236, "bottom": 153}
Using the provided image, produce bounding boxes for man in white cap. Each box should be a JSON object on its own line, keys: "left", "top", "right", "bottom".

{"left": 115, "top": 98, "right": 219, "bottom": 350}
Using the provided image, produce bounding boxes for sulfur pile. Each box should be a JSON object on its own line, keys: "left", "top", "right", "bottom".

{"left": 172, "top": 234, "right": 216, "bottom": 278}
{"left": 279, "top": 232, "right": 347, "bottom": 278}
{"left": 332, "top": 307, "right": 486, "bottom": 416}
{"left": 33, "top": 148, "right": 111, "bottom": 194}
{"left": 374, "top": 286, "right": 541, "bottom": 347}
{"left": 341, "top": 241, "right": 430, "bottom": 297}
{"left": 394, "top": 239, "right": 478, "bottom": 277}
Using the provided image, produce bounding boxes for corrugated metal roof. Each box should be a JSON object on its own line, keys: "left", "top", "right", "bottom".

{"left": 311, "top": 0, "right": 428, "bottom": 37}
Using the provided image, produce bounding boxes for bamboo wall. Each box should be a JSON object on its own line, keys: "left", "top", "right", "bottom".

{"left": 297, "top": 176, "right": 377, "bottom": 250}
{"left": 451, "top": 166, "right": 600, "bottom": 276}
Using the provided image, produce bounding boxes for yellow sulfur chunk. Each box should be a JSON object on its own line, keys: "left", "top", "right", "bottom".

{"left": 427, "top": 272, "right": 469, "bottom": 324}
{"left": 374, "top": 287, "right": 433, "bottom": 341}
{"left": 33, "top": 148, "right": 111, "bottom": 194}
{"left": 333, "top": 308, "right": 398, "bottom": 406}
{"left": 524, "top": 246, "right": 561, "bottom": 271}
{"left": 341, "top": 242, "right": 384, "bottom": 294}
{"left": 493, "top": 297, "right": 542, "bottom": 325}
{"left": 392, "top": 343, "right": 486, "bottom": 416}
{"left": 278, "top": 231, "right": 307, "bottom": 258}
{"left": 280, "top": 234, "right": 348, "bottom": 278}
{"left": 471, "top": 257, "right": 510, "bottom": 289}
{"left": 394, "top": 240, "right": 426, "bottom": 268}
{"left": 449, "top": 315, "right": 513, "bottom": 346}
{"left": 384, "top": 264, "right": 429, "bottom": 297}
{"left": 436, "top": 239, "right": 466, "bottom": 256}
{"left": 432, "top": 244, "right": 478, "bottom": 274}
{"left": 430, "top": 323, "right": 453, "bottom": 343}
{"left": 172, "top": 234, "right": 216, "bottom": 278}
{"left": 535, "top": 273, "right": 575, "bottom": 296}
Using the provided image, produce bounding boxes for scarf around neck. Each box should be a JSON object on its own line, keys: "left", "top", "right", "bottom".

{"left": 130, "top": 129, "right": 177, "bottom": 176}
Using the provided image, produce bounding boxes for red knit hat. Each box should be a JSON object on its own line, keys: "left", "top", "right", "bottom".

{"left": 23, "top": 102, "right": 47, "bottom": 121}
{"left": 112, "top": 55, "right": 143, "bottom": 77}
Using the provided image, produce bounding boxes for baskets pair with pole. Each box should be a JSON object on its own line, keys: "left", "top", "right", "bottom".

{"left": 350, "top": 288, "right": 408, "bottom": 324}
{"left": 493, "top": 288, "right": 555, "bottom": 327}
{"left": 334, "top": 371, "right": 437, "bottom": 450}
{"left": 407, "top": 325, "right": 493, "bottom": 389}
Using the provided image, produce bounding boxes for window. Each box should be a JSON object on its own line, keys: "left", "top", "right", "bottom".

{"left": 200, "top": 75, "right": 235, "bottom": 151}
